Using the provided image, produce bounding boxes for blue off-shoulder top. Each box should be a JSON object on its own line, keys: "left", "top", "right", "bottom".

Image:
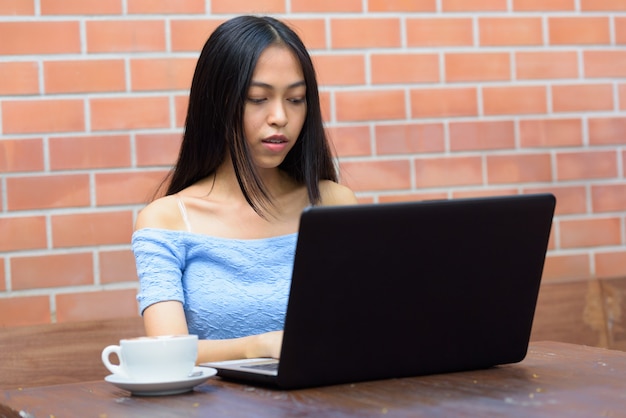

{"left": 132, "top": 228, "right": 297, "bottom": 340}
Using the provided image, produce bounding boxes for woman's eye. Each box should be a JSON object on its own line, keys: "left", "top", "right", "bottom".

{"left": 288, "top": 97, "right": 306, "bottom": 104}
{"left": 248, "top": 97, "right": 266, "bottom": 104}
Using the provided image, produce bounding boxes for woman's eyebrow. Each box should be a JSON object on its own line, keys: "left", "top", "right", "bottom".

{"left": 249, "top": 80, "right": 306, "bottom": 90}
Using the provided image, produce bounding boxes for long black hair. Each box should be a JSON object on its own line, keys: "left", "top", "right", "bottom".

{"left": 164, "top": 15, "right": 338, "bottom": 216}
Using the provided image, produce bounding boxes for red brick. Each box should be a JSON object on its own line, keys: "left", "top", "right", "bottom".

{"left": 486, "top": 153, "right": 552, "bottom": 184}
{"left": 443, "top": 0, "right": 507, "bottom": 11}
{"left": 127, "top": 0, "right": 205, "bottom": 13}
{"left": 483, "top": 86, "right": 547, "bottom": 115}
{"left": 41, "top": 0, "right": 122, "bottom": 14}
{"left": 371, "top": 54, "right": 439, "bottom": 84}
{"left": 326, "top": 126, "right": 372, "bottom": 158}
{"left": 175, "top": 94, "right": 189, "bottom": 127}
{"left": 449, "top": 120, "right": 515, "bottom": 151}
{"left": 0, "top": 21, "right": 80, "bottom": 54}
{"left": 136, "top": 133, "right": 182, "bottom": 166}
{"left": 556, "top": 151, "right": 618, "bottom": 181}
{"left": 595, "top": 251, "right": 626, "bottom": 279}
{"left": 480, "top": 17, "right": 543, "bottom": 46}
{"left": 95, "top": 171, "right": 168, "bottom": 206}
{"left": 6, "top": 174, "right": 90, "bottom": 211}
{"left": 378, "top": 192, "right": 448, "bottom": 203}
{"left": 44, "top": 60, "right": 126, "bottom": 94}
{"left": 452, "top": 189, "right": 518, "bottom": 200}
{"left": 339, "top": 160, "right": 412, "bottom": 192}
{"left": 100, "top": 250, "right": 138, "bottom": 284}
{"left": 0, "top": 217, "right": 47, "bottom": 252}
{"left": 356, "top": 196, "right": 375, "bottom": 205}
{"left": 411, "top": 87, "right": 478, "bottom": 118}
{"left": 592, "top": 184, "right": 626, "bottom": 213}
{"left": 515, "top": 51, "right": 579, "bottom": 80}
{"left": 312, "top": 54, "right": 366, "bottom": 86}
{"left": 368, "top": 0, "right": 436, "bottom": 11}
{"left": 0, "top": 138, "right": 45, "bottom": 173}
{"left": 588, "top": 117, "right": 626, "bottom": 146}
{"left": 376, "top": 124, "right": 445, "bottom": 155}
{"left": 581, "top": 0, "right": 626, "bottom": 10}
{"left": 285, "top": 19, "right": 327, "bottom": 50}
{"left": 542, "top": 254, "right": 591, "bottom": 282}
{"left": 617, "top": 17, "right": 626, "bottom": 44}
{"left": 336, "top": 90, "right": 406, "bottom": 122}
{"left": 406, "top": 18, "right": 474, "bottom": 47}
{"left": 292, "top": 0, "right": 361, "bottom": 12}
{"left": 414, "top": 156, "right": 484, "bottom": 188}
{"left": 584, "top": 50, "right": 626, "bottom": 79}
{"left": 1, "top": 5, "right": 624, "bottom": 322}
{"left": 560, "top": 218, "right": 621, "bottom": 248}
{"left": 49, "top": 135, "right": 131, "bottom": 170}
{"left": 0, "top": 0, "right": 35, "bottom": 14}
{"left": 552, "top": 84, "right": 613, "bottom": 113}
{"left": 131, "top": 58, "right": 197, "bottom": 91}
{"left": 445, "top": 52, "right": 510, "bottom": 83}
{"left": 90, "top": 96, "right": 170, "bottom": 131}
{"left": 520, "top": 118, "right": 583, "bottom": 148}
{"left": 549, "top": 17, "right": 611, "bottom": 45}
{"left": 331, "top": 18, "right": 401, "bottom": 49}
{"left": 170, "top": 19, "right": 224, "bottom": 52}
{"left": 0, "top": 62, "right": 39, "bottom": 95}
{"left": 549, "top": 226, "right": 562, "bottom": 252}
{"left": 51, "top": 211, "right": 133, "bottom": 248}
{"left": 513, "top": 0, "right": 575, "bottom": 11}
{"left": 380, "top": 192, "right": 449, "bottom": 203}
{"left": 320, "top": 91, "right": 332, "bottom": 123}
{"left": 547, "top": 230, "right": 572, "bottom": 251}
{"left": 211, "top": 0, "right": 285, "bottom": 13}
{"left": 86, "top": 20, "right": 166, "bottom": 53}
{"left": 0, "top": 258, "right": 4, "bottom": 291}
{"left": 523, "top": 185, "right": 587, "bottom": 215}
{"left": 56, "top": 289, "right": 139, "bottom": 323}
{"left": 2, "top": 99, "right": 84, "bottom": 134}
{"left": 11, "top": 253, "right": 94, "bottom": 290}
{"left": 0, "top": 296, "right": 51, "bottom": 327}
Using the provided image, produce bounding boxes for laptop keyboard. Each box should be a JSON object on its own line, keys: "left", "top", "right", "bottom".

{"left": 242, "top": 362, "right": 279, "bottom": 372}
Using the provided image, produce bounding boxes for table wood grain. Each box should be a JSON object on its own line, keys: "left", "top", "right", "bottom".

{"left": 2, "top": 341, "right": 625, "bottom": 418}
{"left": 0, "top": 317, "right": 145, "bottom": 389}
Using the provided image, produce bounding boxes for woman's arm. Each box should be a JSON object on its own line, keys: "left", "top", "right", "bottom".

{"left": 143, "top": 300, "right": 283, "bottom": 363}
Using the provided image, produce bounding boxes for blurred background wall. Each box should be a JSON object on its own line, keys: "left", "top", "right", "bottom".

{"left": 0, "top": 0, "right": 625, "bottom": 346}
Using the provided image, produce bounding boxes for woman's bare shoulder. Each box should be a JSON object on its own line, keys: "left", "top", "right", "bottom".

{"left": 319, "top": 180, "right": 358, "bottom": 206}
{"left": 135, "top": 195, "right": 186, "bottom": 231}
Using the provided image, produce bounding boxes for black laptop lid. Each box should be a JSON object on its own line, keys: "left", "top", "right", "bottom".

{"left": 276, "top": 193, "right": 555, "bottom": 389}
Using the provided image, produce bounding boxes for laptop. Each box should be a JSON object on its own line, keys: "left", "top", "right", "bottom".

{"left": 201, "top": 193, "right": 556, "bottom": 389}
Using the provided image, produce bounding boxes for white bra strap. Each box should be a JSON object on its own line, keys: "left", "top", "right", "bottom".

{"left": 176, "top": 196, "right": 192, "bottom": 233}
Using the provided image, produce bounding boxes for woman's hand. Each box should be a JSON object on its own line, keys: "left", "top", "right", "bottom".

{"left": 144, "top": 301, "right": 285, "bottom": 362}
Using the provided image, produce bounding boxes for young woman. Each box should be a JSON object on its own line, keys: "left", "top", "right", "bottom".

{"left": 132, "top": 15, "right": 358, "bottom": 364}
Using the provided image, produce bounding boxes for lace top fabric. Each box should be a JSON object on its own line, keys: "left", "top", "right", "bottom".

{"left": 132, "top": 228, "right": 297, "bottom": 340}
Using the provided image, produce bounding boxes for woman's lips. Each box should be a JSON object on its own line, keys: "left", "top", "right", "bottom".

{"left": 262, "top": 135, "right": 288, "bottom": 152}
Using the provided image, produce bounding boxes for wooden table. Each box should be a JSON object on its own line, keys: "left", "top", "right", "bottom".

{"left": 2, "top": 341, "right": 625, "bottom": 418}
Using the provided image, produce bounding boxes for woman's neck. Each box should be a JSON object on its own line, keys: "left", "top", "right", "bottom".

{"left": 211, "top": 157, "right": 298, "bottom": 204}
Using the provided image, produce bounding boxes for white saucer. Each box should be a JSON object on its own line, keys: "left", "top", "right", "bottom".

{"left": 104, "top": 367, "right": 217, "bottom": 396}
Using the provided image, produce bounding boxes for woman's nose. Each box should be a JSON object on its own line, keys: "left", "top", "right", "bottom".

{"left": 268, "top": 100, "right": 288, "bottom": 126}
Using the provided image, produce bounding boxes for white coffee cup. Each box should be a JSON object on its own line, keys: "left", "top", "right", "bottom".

{"left": 101, "top": 335, "right": 198, "bottom": 382}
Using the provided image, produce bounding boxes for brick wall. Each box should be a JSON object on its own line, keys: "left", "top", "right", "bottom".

{"left": 1, "top": 0, "right": 625, "bottom": 328}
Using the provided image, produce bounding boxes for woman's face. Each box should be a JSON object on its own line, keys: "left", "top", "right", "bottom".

{"left": 243, "top": 44, "right": 307, "bottom": 170}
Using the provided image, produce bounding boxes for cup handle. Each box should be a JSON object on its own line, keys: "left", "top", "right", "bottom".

{"left": 101, "top": 345, "right": 126, "bottom": 377}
